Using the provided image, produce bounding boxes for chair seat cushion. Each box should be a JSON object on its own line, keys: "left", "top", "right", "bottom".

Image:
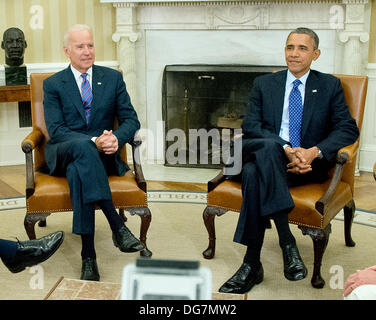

{"left": 288, "top": 181, "right": 352, "bottom": 228}
{"left": 26, "top": 171, "right": 147, "bottom": 213}
{"left": 207, "top": 180, "right": 243, "bottom": 212}
{"left": 207, "top": 179, "right": 353, "bottom": 229}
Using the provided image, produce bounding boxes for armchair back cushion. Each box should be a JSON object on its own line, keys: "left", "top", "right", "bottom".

{"left": 30, "top": 73, "right": 128, "bottom": 171}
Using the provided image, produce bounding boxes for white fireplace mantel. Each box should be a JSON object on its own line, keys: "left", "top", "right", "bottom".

{"left": 100, "top": 0, "right": 373, "bottom": 170}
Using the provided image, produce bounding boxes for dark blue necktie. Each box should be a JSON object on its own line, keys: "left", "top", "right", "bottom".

{"left": 81, "top": 73, "right": 93, "bottom": 124}
{"left": 289, "top": 79, "right": 303, "bottom": 148}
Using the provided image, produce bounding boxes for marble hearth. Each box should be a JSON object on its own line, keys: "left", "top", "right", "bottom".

{"left": 101, "top": 0, "right": 371, "bottom": 167}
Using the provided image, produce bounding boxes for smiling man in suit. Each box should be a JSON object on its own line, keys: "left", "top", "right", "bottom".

{"left": 219, "top": 27, "right": 359, "bottom": 294}
{"left": 43, "top": 24, "right": 144, "bottom": 281}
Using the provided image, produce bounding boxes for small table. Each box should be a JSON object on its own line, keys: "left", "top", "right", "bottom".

{"left": 45, "top": 277, "right": 247, "bottom": 300}
{"left": 0, "top": 85, "right": 30, "bottom": 103}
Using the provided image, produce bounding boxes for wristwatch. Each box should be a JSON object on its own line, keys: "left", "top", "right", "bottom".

{"left": 317, "top": 148, "right": 323, "bottom": 159}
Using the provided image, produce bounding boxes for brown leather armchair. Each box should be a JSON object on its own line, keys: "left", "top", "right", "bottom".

{"left": 202, "top": 74, "right": 368, "bottom": 288}
{"left": 21, "top": 73, "right": 152, "bottom": 257}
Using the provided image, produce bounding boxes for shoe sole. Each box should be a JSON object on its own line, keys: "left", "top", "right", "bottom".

{"left": 113, "top": 240, "right": 145, "bottom": 253}
{"left": 240, "top": 274, "right": 264, "bottom": 294}
{"left": 80, "top": 275, "right": 100, "bottom": 281}
{"left": 80, "top": 277, "right": 100, "bottom": 281}
{"left": 112, "top": 235, "right": 145, "bottom": 253}
{"left": 219, "top": 272, "right": 264, "bottom": 294}
{"left": 8, "top": 232, "right": 65, "bottom": 273}
{"left": 284, "top": 268, "right": 308, "bottom": 281}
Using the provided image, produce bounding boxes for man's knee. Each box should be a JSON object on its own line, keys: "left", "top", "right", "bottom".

{"left": 242, "top": 162, "right": 257, "bottom": 180}
{"left": 260, "top": 138, "right": 283, "bottom": 152}
{"left": 243, "top": 138, "right": 282, "bottom": 154}
{"left": 70, "top": 139, "right": 98, "bottom": 158}
{"left": 242, "top": 138, "right": 284, "bottom": 165}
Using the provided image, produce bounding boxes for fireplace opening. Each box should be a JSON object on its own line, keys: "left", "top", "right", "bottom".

{"left": 162, "top": 64, "right": 285, "bottom": 168}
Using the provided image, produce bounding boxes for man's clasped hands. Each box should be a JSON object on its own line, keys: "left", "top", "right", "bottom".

{"left": 94, "top": 130, "right": 119, "bottom": 154}
{"left": 285, "top": 146, "right": 320, "bottom": 175}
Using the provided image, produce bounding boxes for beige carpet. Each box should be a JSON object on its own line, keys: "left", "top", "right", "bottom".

{"left": 0, "top": 202, "right": 375, "bottom": 300}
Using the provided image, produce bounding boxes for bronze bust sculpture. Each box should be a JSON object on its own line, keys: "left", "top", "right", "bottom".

{"left": 1, "top": 27, "right": 28, "bottom": 85}
{"left": 1, "top": 27, "right": 27, "bottom": 66}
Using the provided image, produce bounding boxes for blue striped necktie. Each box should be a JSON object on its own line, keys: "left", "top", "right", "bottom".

{"left": 289, "top": 79, "right": 303, "bottom": 148}
{"left": 81, "top": 73, "right": 93, "bottom": 124}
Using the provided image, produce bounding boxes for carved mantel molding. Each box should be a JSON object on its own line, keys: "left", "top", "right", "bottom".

{"left": 102, "top": 0, "right": 369, "bottom": 43}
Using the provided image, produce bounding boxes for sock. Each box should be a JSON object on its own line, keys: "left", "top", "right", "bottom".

{"left": 272, "top": 211, "right": 296, "bottom": 248}
{"left": 0, "top": 239, "right": 18, "bottom": 261}
{"left": 81, "top": 234, "right": 96, "bottom": 259}
{"left": 243, "top": 228, "right": 265, "bottom": 269}
{"left": 97, "top": 200, "right": 124, "bottom": 232}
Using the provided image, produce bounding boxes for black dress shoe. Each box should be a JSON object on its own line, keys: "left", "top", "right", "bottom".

{"left": 219, "top": 263, "right": 263, "bottom": 294}
{"left": 81, "top": 257, "right": 100, "bottom": 281}
{"left": 112, "top": 226, "right": 145, "bottom": 253}
{"left": 1, "top": 231, "right": 64, "bottom": 273}
{"left": 282, "top": 243, "right": 307, "bottom": 281}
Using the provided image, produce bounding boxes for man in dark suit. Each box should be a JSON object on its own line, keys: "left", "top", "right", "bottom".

{"left": 43, "top": 24, "right": 144, "bottom": 281}
{"left": 219, "top": 27, "right": 359, "bottom": 294}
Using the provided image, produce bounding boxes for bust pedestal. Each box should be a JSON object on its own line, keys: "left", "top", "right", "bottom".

{"left": 5, "top": 65, "right": 27, "bottom": 85}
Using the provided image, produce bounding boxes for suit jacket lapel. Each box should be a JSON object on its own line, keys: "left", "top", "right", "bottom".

{"left": 89, "top": 65, "right": 105, "bottom": 126}
{"left": 301, "top": 71, "right": 319, "bottom": 141}
{"left": 62, "top": 67, "right": 86, "bottom": 122}
{"left": 273, "top": 70, "right": 287, "bottom": 133}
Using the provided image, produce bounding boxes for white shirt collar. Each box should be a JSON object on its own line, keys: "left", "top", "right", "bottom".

{"left": 70, "top": 64, "right": 92, "bottom": 82}
{"left": 286, "top": 69, "right": 310, "bottom": 87}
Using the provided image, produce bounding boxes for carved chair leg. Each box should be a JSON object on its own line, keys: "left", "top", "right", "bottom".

{"left": 202, "top": 206, "right": 228, "bottom": 259}
{"left": 24, "top": 213, "right": 51, "bottom": 240}
{"left": 118, "top": 208, "right": 127, "bottom": 222}
{"left": 299, "top": 224, "right": 331, "bottom": 289}
{"left": 344, "top": 200, "right": 356, "bottom": 247}
{"left": 139, "top": 208, "right": 152, "bottom": 258}
{"left": 127, "top": 207, "right": 152, "bottom": 258}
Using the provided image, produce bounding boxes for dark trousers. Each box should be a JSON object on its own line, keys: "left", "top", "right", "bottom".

{"left": 49, "top": 139, "right": 115, "bottom": 234}
{"left": 0, "top": 239, "right": 17, "bottom": 261}
{"left": 233, "top": 138, "right": 329, "bottom": 246}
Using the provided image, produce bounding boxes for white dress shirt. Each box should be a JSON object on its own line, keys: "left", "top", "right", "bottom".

{"left": 70, "top": 65, "right": 93, "bottom": 96}
{"left": 70, "top": 65, "right": 96, "bottom": 141}
{"left": 279, "top": 70, "right": 310, "bottom": 145}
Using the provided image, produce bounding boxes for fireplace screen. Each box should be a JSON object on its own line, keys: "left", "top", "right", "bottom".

{"left": 162, "top": 64, "right": 284, "bottom": 168}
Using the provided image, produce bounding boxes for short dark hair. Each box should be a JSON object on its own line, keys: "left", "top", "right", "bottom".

{"left": 288, "top": 27, "right": 319, "bottom": 50}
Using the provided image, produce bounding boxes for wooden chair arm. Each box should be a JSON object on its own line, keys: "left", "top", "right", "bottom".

{"left": 21, "top": 129, "right": 44, "bottom": 198}
{"left": 21, "top": 128, "right": 44, "bottom": 153}
{"left": 337, "top": 139, "right": 359, "bottom": 164}
{"left": 130, "top": 134, "right": 147, "bottom": 193}
{"left": 208, "top": 169, "right": 226, "bottom": 193}
{"left": 315, "top": 141, "right": 358, "bottom": 214}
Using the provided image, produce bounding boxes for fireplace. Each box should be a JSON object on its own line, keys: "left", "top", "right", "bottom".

{"left": 162, "top": 64, "right": 284, "bottom": 168}
{"left": 101, "top": 0, "right": 372, "bottom": 170}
